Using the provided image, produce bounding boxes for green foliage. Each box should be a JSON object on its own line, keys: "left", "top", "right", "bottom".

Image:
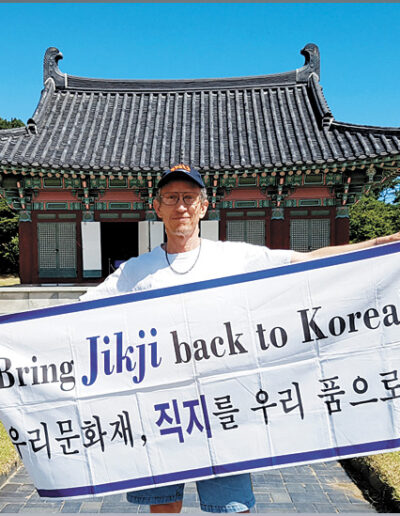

{"left": 0, "top": 198, "right": 19, "bottom": 274}
{"left": 1, "top": 235, "right": 19, "bottom": 271}
{"left": 0, "top": 197, "right": 17, "bottom": 218}
{"left": 0, "top": 117, "right": 25, "bottom": 130}
{"left": 349, "top": 195, "right": 400, "bottom": 243}
{"left": 0, "top": 116, "right": 22, "bottom": 274}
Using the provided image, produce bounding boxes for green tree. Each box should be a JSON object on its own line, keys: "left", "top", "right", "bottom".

{"left": 349, "top": 194, "right": 400, "bottom": 243}
{"left": 0, "top": 117, "right": 24, "bottom": 129}
{"left": 0, "top": 198, "right": 19, "bottom": 274}
{"left": 0, "top": 116, "right": 24, "bottom": 275}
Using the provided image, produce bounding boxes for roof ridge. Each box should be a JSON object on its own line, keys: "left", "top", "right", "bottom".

{"left": 43, "top": 44, "right": 320, "bottom": 92}
{"left": 31, "top": 78, "right": 56, "bottom": 128}
{"left": 308, "top": 73, "right": 333, "bottom": 127}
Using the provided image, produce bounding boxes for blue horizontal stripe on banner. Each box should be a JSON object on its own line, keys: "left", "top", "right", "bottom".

{"left": 2, "top": 242, "right": 400, "bottom": 325}
{"left": 37, "top": 436, "right": 400, "bottom": 498}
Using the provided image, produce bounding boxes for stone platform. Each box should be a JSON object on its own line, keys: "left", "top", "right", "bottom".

{"left": 0, "top": 285, "right": 90, "bottom": 315}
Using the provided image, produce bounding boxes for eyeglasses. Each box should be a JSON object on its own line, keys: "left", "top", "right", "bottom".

{"left": 160, "top": 193, "right": 201, "bottom": 206}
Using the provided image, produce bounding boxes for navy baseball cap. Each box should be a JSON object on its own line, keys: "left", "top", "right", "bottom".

{"left": 157, "top": 164, "right": 205, "bottom": 188}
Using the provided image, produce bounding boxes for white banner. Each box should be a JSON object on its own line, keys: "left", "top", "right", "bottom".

{"left": 1, "top": 243, "right": 400, "bottom": 499}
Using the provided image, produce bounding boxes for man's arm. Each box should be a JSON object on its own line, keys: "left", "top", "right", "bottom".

{"left": 290, "top": 232, "right": 400, "bottom": 263}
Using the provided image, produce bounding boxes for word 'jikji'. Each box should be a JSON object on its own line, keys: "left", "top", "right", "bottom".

{"left": 82, "top": 329, "right": 162, "bottom": 386}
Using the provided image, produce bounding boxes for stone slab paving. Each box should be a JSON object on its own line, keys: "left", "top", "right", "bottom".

{"left": 0, "top": 462, "right": 376, "bottom": 513}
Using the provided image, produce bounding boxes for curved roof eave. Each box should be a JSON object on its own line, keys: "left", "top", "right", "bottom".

{"left": 0, "top": 127, "right": 27, "bottom": 138}
{"left": 331, "top": 120, "right": 400, "bottom": 134}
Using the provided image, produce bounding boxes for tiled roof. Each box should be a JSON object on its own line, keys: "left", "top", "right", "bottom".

{"left": 1, "top": 44, "right": 399, "bottom": 172}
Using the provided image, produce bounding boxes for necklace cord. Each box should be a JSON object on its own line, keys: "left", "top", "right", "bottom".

{"left": 164, "top": 239, "right": 202, "bottom": 275}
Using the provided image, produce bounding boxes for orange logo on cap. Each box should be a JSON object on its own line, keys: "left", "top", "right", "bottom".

{"left": 170, "top": 164, "right": 191, "bottom": 172}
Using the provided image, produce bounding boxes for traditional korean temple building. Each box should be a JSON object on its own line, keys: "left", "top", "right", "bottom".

{"left": 0, "top": 43, "right": 399, "bottom": 284}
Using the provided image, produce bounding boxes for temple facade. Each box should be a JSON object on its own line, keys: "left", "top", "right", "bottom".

{"left": 0, "top": 43, "right": 399, "bottom": 284}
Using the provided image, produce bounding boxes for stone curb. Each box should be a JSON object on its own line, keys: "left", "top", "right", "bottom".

{"left": 342, "top": 458, "right": 400, "bottom": 512}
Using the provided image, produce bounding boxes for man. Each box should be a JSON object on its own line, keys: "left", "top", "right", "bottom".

{"left": 81, "top": 164, "right": 400, "bottom": 513}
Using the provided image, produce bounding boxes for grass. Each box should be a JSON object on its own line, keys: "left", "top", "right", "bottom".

{"left": 0, "top": 421, "right": 20, "bottom": 476}
{"left": 0, "top": 275, "right": 20, "bottom": 286}
{"left": 0, "top": 276, "right": 21, "bottom": 475}
{"left": 360, "top": 452, "right": 400, "bottom": 500}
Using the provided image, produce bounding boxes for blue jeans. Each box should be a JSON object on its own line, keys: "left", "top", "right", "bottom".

{"left": 126, "top": 473, "right": 255, "bottom": 513}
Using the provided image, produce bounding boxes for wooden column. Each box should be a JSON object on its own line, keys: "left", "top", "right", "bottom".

{"left": 335, "top": 207, "right": 350, "bottom": 245}
{"left": 269, "top": 207, "right": 287, "bottom": 249}
{"left": 219, "top": 210, "right": 227, "bottom": 241}
{"left": 19, "top": 221, "right": 34, "bottom": 284}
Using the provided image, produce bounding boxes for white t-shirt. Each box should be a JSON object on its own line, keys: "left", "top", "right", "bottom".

{"left": 80, "top": 239, "right": 293, "bottom": 301}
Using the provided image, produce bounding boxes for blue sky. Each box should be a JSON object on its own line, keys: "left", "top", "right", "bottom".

{"left": 1, "top": 3, "right": 399, "bottom": 128}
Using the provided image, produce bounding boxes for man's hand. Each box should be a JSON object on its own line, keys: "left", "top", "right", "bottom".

{"left": 291, "top": 231, "right": 400, "bottom": 264}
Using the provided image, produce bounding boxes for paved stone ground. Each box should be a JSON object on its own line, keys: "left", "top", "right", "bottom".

{"left": 0, "top": 462, "right": 376, "bottom": 513}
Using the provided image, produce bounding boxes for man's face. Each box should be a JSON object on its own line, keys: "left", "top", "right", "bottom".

{"left": 153, "top": 180, "right": 209, "bottom": 239}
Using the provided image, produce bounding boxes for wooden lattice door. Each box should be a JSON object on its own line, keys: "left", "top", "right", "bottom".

{"left": 37, "top": 222, "right": 77, "bottom": 278}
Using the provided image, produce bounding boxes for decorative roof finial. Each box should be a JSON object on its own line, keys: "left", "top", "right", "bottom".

{"left": 43, "top": 47, "right": 66, "bottom": 88}
{"left": 301, "top": 43, "right": 320, "bottom": 78}
{"left": 296, "top": 43, "right": 320, "bottom": 82}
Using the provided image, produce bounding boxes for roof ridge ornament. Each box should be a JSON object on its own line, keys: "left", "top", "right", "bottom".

{"left": 296, "top": 43, "right": 320, "bottom": 82}
{"left": 26, "top": 118, "right": 37, "bottom": 136}
{"left": 43, "top": 47, "right": 66, "bottom": 89}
